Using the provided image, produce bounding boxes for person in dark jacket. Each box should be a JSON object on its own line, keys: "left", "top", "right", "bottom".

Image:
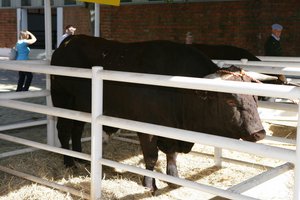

{"left": 264, "top": 23, "right": 283, "bottom": 56}
{"left": 264, "top": 23, "right": 286, "bottom": 83}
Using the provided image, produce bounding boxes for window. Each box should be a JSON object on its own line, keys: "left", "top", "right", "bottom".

{"left": 0, "top": 0, "right": 245, "bottom": 8}
{"left": 1, "top": 0, "right": 11, "bottom": 7}
{"left": 0, "top": 0, "right": 84, "bottom": 8}
{"left": 64, "top": 0, "right": 77, "bottom": 5}
{"left": 21, "top": 0, "right": 31, "bottom": 6}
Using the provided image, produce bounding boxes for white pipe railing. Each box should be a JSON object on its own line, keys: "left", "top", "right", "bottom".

{"left": 0, "top": 165, "right": 90, "bottom": 199}
{"left": 0, "top": 99, "right": 91, "bottom": 123}
{"left": 227, "top": 162, "right": 294, "bottom": 193}
{"left": 0, "top": 90, "right": 50, "bottom": 99}
{"left": 0, "top": 133, "right": 90, "bottom": 161}
{"left": 0, "top": 120, "right": 47, "bottom": 132}
{"left": 258, "top": 101, "right": 298, "bottom": 112}
{"left": 0, "top": 148, "right": 37, "bottom": 159}
{"left": 258, "top": 56, "right": 300, "bottom": 62}
{"left": 98, "top": 70, "right": 300, "bottom": 99}
{"left": 213, "top": 59, "right": 300, "bottom": 68}
{"left": 97, "top": 115, "right": 296, "bottom": 163}
{"left": 1, "top": 61, "right": 300, "bottom": 199}
{"left": 0, "top": 61, "right": 91, "bottom": 79}
{"left": 212, "top": 59, "right": 300, "bottom": 76}
{"left": 100, "top": 158, "right": 257, "bottom": 200}
{"left": 93, "top": 68, "right": 300, "bottom": 200}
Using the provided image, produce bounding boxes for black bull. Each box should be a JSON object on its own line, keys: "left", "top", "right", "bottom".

{"left": 191, "top": 43, "right": 286, "bottom": 85}
{"left": 51, "top": 35, "right": 266, "bottom": 192}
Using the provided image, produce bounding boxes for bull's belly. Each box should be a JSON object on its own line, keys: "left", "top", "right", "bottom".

{"left": 103, "top": 82, "right": 181, "bottom": 128}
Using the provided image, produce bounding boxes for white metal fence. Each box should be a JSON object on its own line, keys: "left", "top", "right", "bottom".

{"left": 0, "top": 58, "right": 299, "bottom": 199}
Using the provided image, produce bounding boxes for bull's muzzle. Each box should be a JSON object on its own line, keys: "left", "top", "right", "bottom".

{"left": 242, "top": 129, "right": 266, "bottom": 142}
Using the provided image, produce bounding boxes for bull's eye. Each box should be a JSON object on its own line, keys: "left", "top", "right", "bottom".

{"left": 226, "top": 99, "right": 237, "bottom": 107}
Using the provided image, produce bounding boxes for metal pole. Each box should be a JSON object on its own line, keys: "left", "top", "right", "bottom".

{"left": 44, "top": 0, "right": 52, "bottom": 60}
{"left": 94, "top": 3, "right": 100, "bottom": 37}
{"left": 56, "top": 7, "right": 63, "bottom": 48}
{"left": 44, "top": 0, "right": 56, "bottom": 147}
{"left": 91, "top": 67, "right": 103, "bottom": 200}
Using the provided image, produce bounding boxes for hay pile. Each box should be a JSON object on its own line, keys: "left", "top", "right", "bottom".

{"left": 0, "top": 121, "right": 296, "bottom": 200}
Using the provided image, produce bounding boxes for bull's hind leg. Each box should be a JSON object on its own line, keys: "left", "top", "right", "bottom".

{"left": 137, "top": 133, "right": 159, "bottom": 192}
{"left": 71, "top": 121, "right": 85, "bottom": 152}
{"left": 57, "top": 117, "right": 75, "bottom": 167}
{"left": 71, "top": 121, "right": 88, "bottom": 164}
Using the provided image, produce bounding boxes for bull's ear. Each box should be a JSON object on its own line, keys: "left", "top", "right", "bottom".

{"left": 245, "top": 71, "right": 278, "bottom": 81}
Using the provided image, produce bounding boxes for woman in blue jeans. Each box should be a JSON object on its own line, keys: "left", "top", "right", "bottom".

{"left": 15, "top": 30, "right": 37, "bottom": 92}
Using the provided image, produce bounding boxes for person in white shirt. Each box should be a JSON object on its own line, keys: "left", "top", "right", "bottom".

{"left": 58, "top": 25, "right": 76, "bottom": 47}
{"left": 185, "top": 32, "right": 193, "bottom": 44}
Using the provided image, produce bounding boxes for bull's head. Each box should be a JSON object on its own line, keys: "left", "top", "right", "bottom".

{"left": 200, "top": 66, "right": 266, "bottom": 142}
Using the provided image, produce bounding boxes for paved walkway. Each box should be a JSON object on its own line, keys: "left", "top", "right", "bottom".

{"left": 0, "top": 57, "right": 46, "bottom": 92}
{"left": 0, "top": 58, "right": 47, "bottom": 125}
{"left": 0, "top": 58, "right": 47, "bottom": 155}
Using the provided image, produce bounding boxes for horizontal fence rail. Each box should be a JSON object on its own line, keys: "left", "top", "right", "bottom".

{"left": 0, "top": 60, "right": 92, "bottom": 79}
{"left": 98, "top": 115, "right": 296, "bottom": 163}
{"left": 257, "top": 56, "right": 300, "bottom": 62}
{"left": 0, "top": 90, "right": 50, "bottom": 99}
{"left": 97, "top": 70, "right": 300, "bottom": 99}
{"left": 227, "top": 162, "right": 294, "bottom": 193}
{"left": 212, "top": 59, "right": 300, "bottom": 76}
{"left": 0, "top": 99, "right": 91, "bottom": 123}
{"left": 100, "top": 158, "right": 257, "bottom": 200}
{"left": 0, "top": 120, "right": 47, "bottom": 132}
{"left": 213, "top": 59, "right": 300, "bottom": 68}
{"left": 258, "top": 101, "right": 298, "bottom": 112}
{"left": 0, "top": 133, "right": 90, "bottom": 161}
{"left": 0, "top": 165, "right": 90, "bottom": 199}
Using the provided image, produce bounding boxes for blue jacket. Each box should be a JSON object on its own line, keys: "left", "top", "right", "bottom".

{"left": 16, "top": 40, "right": 30, "bottom": 60}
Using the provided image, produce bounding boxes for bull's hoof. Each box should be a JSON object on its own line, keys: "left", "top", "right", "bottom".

{"left": 64, "top": 161, "right": 76, "bottom": 168}
{"left": 64, "top": 156, "right": 76, "bottom": 168}
{"left": 166, "top": 166, "right": 180, "bottom": 189}
{"left": 74, "top": 158, "right": 90, "bottom": 166}
{"left": 143, "top": 176, "right": 158, "bottom": 194}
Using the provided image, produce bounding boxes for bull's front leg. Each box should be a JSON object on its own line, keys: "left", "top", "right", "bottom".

{"left": 166, "top": 152, "right": 178, "bottom": 177}
{"left": 137, "top": 133, "right": 159, "bottom": 193}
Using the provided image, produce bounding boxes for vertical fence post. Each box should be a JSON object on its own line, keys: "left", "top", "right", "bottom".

{"left": 46, "top": 74, "right": 57, "bottom": 147}
{"left": 44, "top": 0, "right": 55, "bottom": 147}
{"left": 91, "top": 67, "right": 103, "bottom": 200}
{"left": 294, "top": 102, "right": 300, "bottom": 200}
{"left": 214, "top": 147, "right": 222, "bottom": 167}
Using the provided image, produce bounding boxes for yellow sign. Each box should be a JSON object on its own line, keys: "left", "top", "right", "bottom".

{"left": 79, "top": 0, "right": 120, "bottom": 6}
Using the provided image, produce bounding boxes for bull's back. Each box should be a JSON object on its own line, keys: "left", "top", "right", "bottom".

{"left": 193, "top": 44, "right": 260, "bottom": 61}
{"left": 52, "top": 35, "right": 218, "bottom": 76}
